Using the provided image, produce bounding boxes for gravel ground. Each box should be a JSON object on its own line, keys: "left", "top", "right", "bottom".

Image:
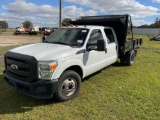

{"left": 0, "top": 32, "right": 42, "bottom": 67}
{"left": 0, "top": 32, "right": 42, "bottom": 47}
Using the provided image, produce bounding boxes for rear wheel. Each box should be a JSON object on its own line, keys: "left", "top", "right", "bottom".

{"left": 55, "top": 70, "right": 81, "bottom": 101}
{"left": 126, "top": 50, "right": 135, "bottom": 66}
{"left": 120, "top": 55, "right": 126, "bottom": 65}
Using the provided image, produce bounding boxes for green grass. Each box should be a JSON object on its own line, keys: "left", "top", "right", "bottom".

{"left": 0, "top": 35, "right": 160, "bottom": 120}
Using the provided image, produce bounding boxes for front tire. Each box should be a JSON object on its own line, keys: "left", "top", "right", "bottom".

{"left": 55, "top": 70, "right": 81, "bottom": 101}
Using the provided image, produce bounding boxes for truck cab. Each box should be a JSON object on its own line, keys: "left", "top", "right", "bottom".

{"left": 3, "top": 15, "right": 142, "bottom": 101}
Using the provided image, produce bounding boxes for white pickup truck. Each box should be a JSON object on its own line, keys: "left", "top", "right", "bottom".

{"left": 3, "top": 15, "right": 142, "bottom": 101}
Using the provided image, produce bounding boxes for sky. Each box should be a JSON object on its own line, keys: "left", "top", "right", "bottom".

{"left": 0, "top": 0, "right": 160, "bottom": 28}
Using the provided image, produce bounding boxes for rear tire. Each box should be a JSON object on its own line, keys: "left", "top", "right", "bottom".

{"left": 55, "top": 70, "right": 81, "bottom": 101}
{"left": 126, "top": 50, "right": 135, "bottom": 66}
{"left": 120, "top": 55, "right": 126, "bottom": 65}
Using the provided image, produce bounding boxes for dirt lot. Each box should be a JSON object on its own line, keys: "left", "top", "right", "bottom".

{"left": 0, "top": 32, "right": 42, "bottom": 66}
{"left": 0, "top": 32, "right": 42, "bottom": 47}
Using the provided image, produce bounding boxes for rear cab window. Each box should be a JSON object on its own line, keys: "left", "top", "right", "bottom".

{"left": 104, "top": 29, "right": 115, "bottom": 44}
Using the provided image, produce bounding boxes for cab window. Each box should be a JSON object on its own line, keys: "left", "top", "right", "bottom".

{"left": 104, "top": 29, "right": 115, "bottom": 43}
{"left": 88, "top": 29, "right": 103, "bottom": 43}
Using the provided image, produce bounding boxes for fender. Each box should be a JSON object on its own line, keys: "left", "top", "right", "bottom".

{"left": 52, "top": 59, "right": 85, "bottom": 79}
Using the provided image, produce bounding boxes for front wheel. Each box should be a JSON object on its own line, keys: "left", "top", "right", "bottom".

{"left": 55, "top": 70, "right": 81, "bottom": 101}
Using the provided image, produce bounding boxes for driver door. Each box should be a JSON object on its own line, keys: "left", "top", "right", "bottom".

{"left": 84, "top": 29, "right": 107, "bottom": 76}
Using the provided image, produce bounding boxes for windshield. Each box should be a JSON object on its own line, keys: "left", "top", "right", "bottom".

{"left": 45, "top": 28, "right": 89, "bottom": 46}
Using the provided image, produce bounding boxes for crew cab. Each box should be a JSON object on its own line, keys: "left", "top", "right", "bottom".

{"left": 3, "top": 15, "right": 142, "bottom": 101}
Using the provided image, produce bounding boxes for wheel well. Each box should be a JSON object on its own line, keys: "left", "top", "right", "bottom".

{"left": 65, "top": 66, "right": 83, "bottom": 78}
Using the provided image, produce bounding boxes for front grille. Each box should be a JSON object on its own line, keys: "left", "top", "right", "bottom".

{"left": 4, "top": 51, "right": 38, "bottom": 82}
{"left": 5, "top": 56, "right": 31, "bottom": 81}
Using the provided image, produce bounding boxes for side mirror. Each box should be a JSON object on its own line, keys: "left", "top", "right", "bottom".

{"left": 87, "top": 42, "right": 97, "bottom": 51}
{"left": 87, "top": 39, "right": 105, "bottom": 51}
{"left": 97, "top": 39, "right": 105, "bottom": 51}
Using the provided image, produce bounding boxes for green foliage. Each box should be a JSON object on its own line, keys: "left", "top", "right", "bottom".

{"left": 150, "top": 17, "right": 160, "bottom": 28}
{"left": 0, "top": 21, "right": 8, "bottom": 29}
{"left": 0, "top": 35, "right": 160, "bottom": 119}
{"left": 62, "top": 18, "right": 72, "bottom": 26}
{"left": 137, "top": 24, "right": 149, "bottom": 28}
{"left": 22, "top": 21, "right": 33, "bottom": 28}
{"left": 138, "top": 17, "right": 160, "bottom": 28}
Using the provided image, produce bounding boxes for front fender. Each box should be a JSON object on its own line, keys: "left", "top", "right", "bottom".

{"left": 52, "top": 59, "right": 85, "bottom": 79}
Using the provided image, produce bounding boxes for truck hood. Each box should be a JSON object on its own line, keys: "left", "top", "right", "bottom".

{"left": 10, "top": 43, "right": 79, "bottom": 61}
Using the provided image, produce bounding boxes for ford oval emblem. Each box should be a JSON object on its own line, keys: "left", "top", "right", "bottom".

{"left": 10, "top": 64, "right": 18, "bottom": 70}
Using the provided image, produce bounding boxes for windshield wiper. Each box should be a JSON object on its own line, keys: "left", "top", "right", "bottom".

{"left": 52, "top": 42, "right": 70, "bottom": 46}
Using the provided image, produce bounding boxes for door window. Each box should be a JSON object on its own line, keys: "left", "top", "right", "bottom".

{"left": 88, "top": 29, "right": 103, "bottom": 43}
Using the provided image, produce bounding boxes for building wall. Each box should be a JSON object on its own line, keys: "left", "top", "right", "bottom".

{"left": 133, "top": 28, "right": 160, "bottom": 35}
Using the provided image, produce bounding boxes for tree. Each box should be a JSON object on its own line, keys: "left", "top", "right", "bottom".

{"left": 0, "top": 21, "right": 8, "bottom": 29}
{"left": 137, "top": 24, "right": 149, "bottom": 28}
{"left": 22, "top": 21, "right": 33, "bottom": 28}
{"left": 61, "top": 18, "right": 72, "bottom": 26}
{"left": 138, "top": 17, "right": 160, "bottom": 28}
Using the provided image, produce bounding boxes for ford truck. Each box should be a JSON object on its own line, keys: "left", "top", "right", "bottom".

{"left": 3, "top": 15, "right": 142, "bottom": 101}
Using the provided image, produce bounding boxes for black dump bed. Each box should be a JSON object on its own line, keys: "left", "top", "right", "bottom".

{"left": 70, "top": 15, "right": 142, "bottom": 54}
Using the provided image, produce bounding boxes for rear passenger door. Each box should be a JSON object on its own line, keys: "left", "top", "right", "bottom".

{"left": 104, "top": 28, "right": 118, "bottom": 63}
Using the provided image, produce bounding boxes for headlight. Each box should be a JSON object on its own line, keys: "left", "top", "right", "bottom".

{"left": 38, "top": 61, "right": 58, "bottom": 80}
